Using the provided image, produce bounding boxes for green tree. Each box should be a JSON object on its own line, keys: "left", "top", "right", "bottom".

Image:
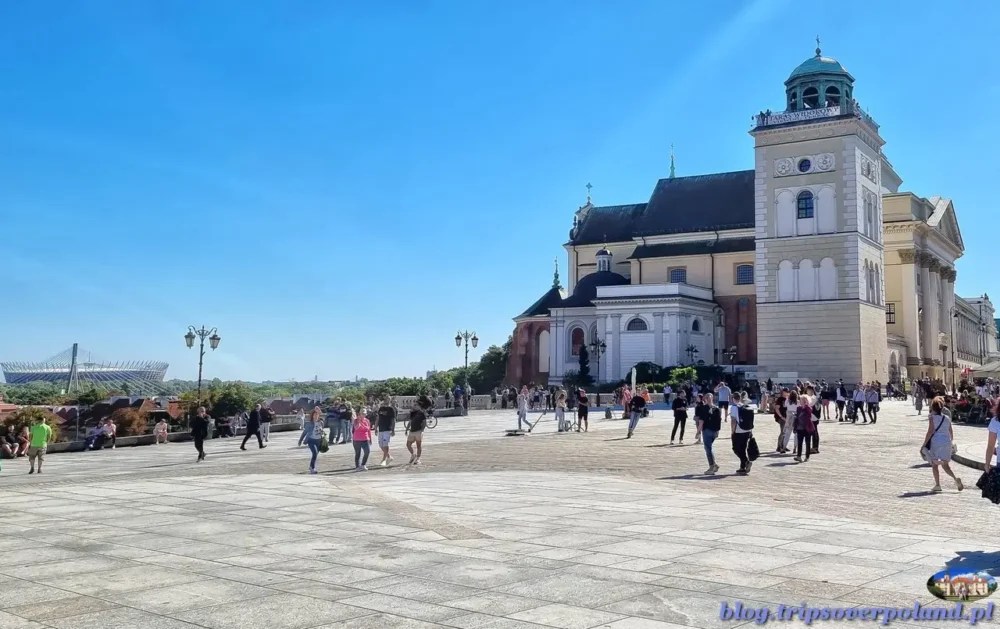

{"left": 577, "top": 346, "right": 594, "bottom": 386}
{"left": 75, "top": 387, "right": 107, "bottom": 406}
{"left": 426, "top": 371, "right": 454, "bottom": 395}
{"left": 210, "top": 382, "right": 256, "bottom": 418}
{"left": 668, "top": 366, "right": 697, "bottom": 386}
{"left": 1, "top": 382, "right": 63, "bottom": 405}
{"left": 475, "top": 344, "right": 508, "bottom": 392}
{"left": 1, "top": 406, "right": 63, "bottom": 442}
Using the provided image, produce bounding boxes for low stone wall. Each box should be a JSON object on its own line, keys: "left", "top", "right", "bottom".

{"left": 45, "top": 420, "right": 302, "bottom": 455}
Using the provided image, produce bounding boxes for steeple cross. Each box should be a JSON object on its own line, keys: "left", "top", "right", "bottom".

{"left": 815, "top": 35, "right": 821, "bottom": 56}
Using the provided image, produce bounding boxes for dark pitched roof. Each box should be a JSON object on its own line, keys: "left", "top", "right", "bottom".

{"left": 570, "top": 170, "right": 755, "bottom": 245}
{"left": 516, "top": 286, "right": 565, "bottom": 319}
{"left": 628, "top": 237, "right": 756, "bottom": 260}
{"left": 560, "top": 271, "right": 629, "bottom": 308}
{"left": 572, "top": 204, "right": 646, "bottom": 246}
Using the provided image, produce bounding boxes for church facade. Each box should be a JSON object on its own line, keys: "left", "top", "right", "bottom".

{"left": 507, "top": 47, "right": 996, "bottom": 388}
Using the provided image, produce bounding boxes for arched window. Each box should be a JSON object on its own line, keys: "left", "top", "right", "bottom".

{"left": 669, "top": 267, "right": 687, "bottom": 284}
{"left": 735, "top": 264, "right": 754, "bottom": 285}
{"left": 819, "top": 258, "right": 838, "bottom": 300}
{"left": 798, "top": 259, "right": 816, "bottom": 300}
{"left": 570, "top": 327, "right": 585, "bottom": 356}
{"left": 691, "top": 319, "right": 701, "bottom": 333}
{"left": 788, "top": 91, "right": 798, "bottom": 111}
{"left": 797, "top": 191, "right": 814, "bottom": 219}
{"left": 626, "top": 317, "right": 648, "bottom": 331}
{"left": 824, "top": 86, "right": 840, "bottom": 107}
{"left": 777, "top": 260, "right": 795, "bottom": 301}
{"left": 802, "top": 87, "right": 819, "bottom": 109}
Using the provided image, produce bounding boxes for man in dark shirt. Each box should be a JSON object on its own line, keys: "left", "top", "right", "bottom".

{"left": 376, "top": 399, "right": 397, "bottom": 466}
{"left": 406, "top": 405, "right": 427, "bottom": 465}
{"left": 191, "top": 406, "right": 210, "bottom": 462}
{"left": 626, "top": 394, "right": 646, "bottom": 438}
{"left": 694, "top": 394, "right": 709, "bottom": 445}
{"left": 241, "top": 403, "right": 265, "bottom": 451}
{"left": 671, "top": 391, "right": 688, "bottom": 444}
{"left": 701, "top": 395, "right": 723, "bottom": 474}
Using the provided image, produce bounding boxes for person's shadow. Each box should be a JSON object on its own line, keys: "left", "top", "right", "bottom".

{"left": 898, "top": 490, "right": 940, "bottom": 498}
{"left": 945, "top": 550, "right": 1000, "bottom": 576}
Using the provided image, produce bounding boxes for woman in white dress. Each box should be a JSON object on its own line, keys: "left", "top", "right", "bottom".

{"left": 922, "top": 398, "right": 963, "bottom": 493}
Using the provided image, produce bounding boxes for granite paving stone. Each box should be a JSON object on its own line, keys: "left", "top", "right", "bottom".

{"left": 0, "top": 401, "right": 992, "bottom": 629}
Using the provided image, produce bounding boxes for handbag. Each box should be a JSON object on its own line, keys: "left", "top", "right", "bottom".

{"left": 919, "top": 417, "right": 946, "bottom": 462}
{"left": 319, "top": 434, "right": 329, "bottom": 453}
{"left": 747, "top": 436, "right": 760, "bottom": 461}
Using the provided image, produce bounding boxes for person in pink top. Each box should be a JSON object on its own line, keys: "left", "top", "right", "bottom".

{"left": 351, "top": 409, "right": 372, "bottom": 472}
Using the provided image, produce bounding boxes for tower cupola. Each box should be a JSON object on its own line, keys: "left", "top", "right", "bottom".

{"left": 596, "top": 246, "right": 612, "bottom": 273}
{"left": 784, "top": 39, "right": 854, "bottom": 112}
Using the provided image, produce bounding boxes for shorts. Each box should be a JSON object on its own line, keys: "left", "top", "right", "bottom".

{"left": 378, "top": 432, "right": 392, "bottom": 448}
{"left": 407, "top": 431, "right": 423, "bottom": 442}
{"left": 27, "top": 446, "right": 45, "bottom": 461}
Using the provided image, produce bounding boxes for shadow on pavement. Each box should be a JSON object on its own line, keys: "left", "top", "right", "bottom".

{"left": 658, "top": 474, "right": 727, "bottom": 481}
{"left": 898, "top": 490, "right": 940, "bottom": 498}
{"left": 946, "top": 550, "right": 1000, "bottom": 576}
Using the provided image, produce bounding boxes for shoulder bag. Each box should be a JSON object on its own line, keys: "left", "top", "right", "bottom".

{"left": 920, "top": 417, "right": 946, "bottom": 462}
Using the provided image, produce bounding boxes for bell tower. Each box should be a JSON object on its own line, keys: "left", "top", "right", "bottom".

{"left": 751, "top": 45, "right": 888, "bottom": 384}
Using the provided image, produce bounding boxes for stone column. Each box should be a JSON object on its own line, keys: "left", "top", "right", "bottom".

{"left": 610, "top": 314, "right": 622, "bottom": 381}
{"left": 898, "top": 249, "right": 921, "bottom": 363}
{"left": 596, "top": 316, "right": 607, "bottom": 384}
{"left": 653, "top": 312, "right": 664, "bottom": 366}
{"left": 550, "top": 319, "right": 562, "bottom": 380}
{"left": 927, "top": 258, "right": 942, "bottom": 365}
{"left": 666, "top": 313, "right": 679, "bottom": 366}
{"left": 919, "top": 253, "right": 933, "bottom": 364}
{"left": 941, "top": 267, "right": 956, "bottom": 367}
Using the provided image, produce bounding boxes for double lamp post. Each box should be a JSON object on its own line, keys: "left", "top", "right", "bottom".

{"left": 455, "top": 330, "right": 478, "bottom": 412}
{"left": 184, "top": 326, "right": 221, "bottom": 405}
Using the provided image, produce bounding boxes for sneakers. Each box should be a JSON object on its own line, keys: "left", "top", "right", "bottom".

{"left": 413, "top": 458, "right": 421, "bottom": 465}
{"left": 957, "top": 478, "right": 965, "bottom": 492}
{"left": 240, "top": 446, "right": 246, "bottom": 451}
{"left": 408, "top": 455, "right": 416, "bottom": 464}
{"left": 380, "top": 459, "right": 388, "bottom": 467}
{"left": 679, "top": 440, "right": 684, "bottom": 445}
{"left": 704, "top": 465, "right": 719, "bottom": 475}
{"left": 626, "top": 432, "right": 633, "bottom": 439}
{"left": 695, "top": 437, "right": 702, "bottom": 444}
{"left": 361, "top": 465, "right": 368, "bottom": 471}
{"left": 932, "top": 485, "right": 942, "bottom": 493}
{"left": 260, "top": 444, "right": 267, "bottom": 449}
{"left": 309, "top": 468, "right": 317, "bottom": 475}
{"left": 745, "top": 461, "right": 752, "bottom": 473}
{"left": 28, "top": 469, "right": 34, "bottom": 474}
{"left": 669, "top": 441, "right": 674, "bottom": 445}
{"left": 794, "top": 456, "right": 802, "bottom": 462}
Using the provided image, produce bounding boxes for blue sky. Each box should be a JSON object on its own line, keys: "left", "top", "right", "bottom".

{"left": 2, "top": 1, "right": 997, "bottom": 381}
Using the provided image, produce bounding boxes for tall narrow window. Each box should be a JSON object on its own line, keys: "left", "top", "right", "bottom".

{"left": 570, "top": 327, "right": 585, "bottom": 356}
{"left": 886, "top": 303, "right": 896, "bottom": 324}
{"left": 735, "top": 264, "right": 754, "bottom": 285}
{"left": 797, "top": 191, "right": 814, "bottom": 219}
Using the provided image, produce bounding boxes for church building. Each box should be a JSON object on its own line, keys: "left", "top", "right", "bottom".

{"left": 507, "top": 46, "right": 996, "bottom": 388}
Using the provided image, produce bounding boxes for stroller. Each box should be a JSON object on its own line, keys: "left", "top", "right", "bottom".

{"left": 845, "top": 399, "right": 859, "bottom": 422}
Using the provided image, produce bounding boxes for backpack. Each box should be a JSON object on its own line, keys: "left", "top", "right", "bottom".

{"left": 738, "top": 406, "right": 755, "bottom": 430}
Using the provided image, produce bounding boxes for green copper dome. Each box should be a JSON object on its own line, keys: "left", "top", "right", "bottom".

{"left": 786, "top": 47, "right": 854, "bottom": 83}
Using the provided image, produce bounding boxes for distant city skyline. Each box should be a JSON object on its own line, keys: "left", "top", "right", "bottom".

{"left": 3, "top": 1, "right": 997, "bottom": 380}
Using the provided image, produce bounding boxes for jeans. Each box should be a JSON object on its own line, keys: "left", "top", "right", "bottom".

{"left": 811, "top": 421, "right": 820, "bottom": 450}
{"left": 732, "top": 431, "right": 751, "bottom": 470}
{"left": 702, "top": 429, "right": 718, "bottom": 467}
{"left": 555, "top": 408, "right": 566, "bottom": 431}
{"left": 306, "top": 437, "right": 320, "bottom": 470}
{"left": 298, "top": 426, "right": 310, "bottom": 446}
{"left": 775, "top": 419, "right": 786, "bottom": 450}
{"left": 517, "top": 410, "right": 529, "bottom": 430}
{"left": 340, "top": 419, "right": 353, "bottom": 443}
{"left": 628, "top": 411, "right": 641, "bottom": 433}
{"left": 671, "top": 416, "right": 686, "bottom": 441}
{"left": 780, "top": 417, "right": 794, "bottom": 449}
{"left": 260, "top": 422, "right": 271, "bottom": 442}
{"left": 353, "top": 441, "right": 370, "bottom": 468}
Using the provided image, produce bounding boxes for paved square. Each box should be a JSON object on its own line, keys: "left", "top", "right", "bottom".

{"left": 1, "top": 401, "right": 998, "bottom": 628}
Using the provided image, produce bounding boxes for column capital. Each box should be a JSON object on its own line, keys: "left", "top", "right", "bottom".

{"left": 941, "top": 267, "right": 957, "bottom": 282}
{"left": 610, "top": 313, "right": 622, "bottom": 321}
{"left": 927, "top": 257, "right": 942, "bottom": 272}
{"left": 898, "top": 248, "right": 917, "bottom": 264}
{"left": 653, "top": 312, "right": 664, "bottom": 319}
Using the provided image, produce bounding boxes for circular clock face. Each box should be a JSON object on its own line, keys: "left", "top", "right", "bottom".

{"left": 798, "top": 159, "right": 812, "bottom": 173}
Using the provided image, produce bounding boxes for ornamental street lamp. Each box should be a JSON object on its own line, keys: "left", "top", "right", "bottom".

{"left": 185, "top": 326, "right": 221, "bottom": 404}
{"left": 455, "top": 331, "right": 478, "bottom": 412}
{"left": 589, "top": 337, "right": 607, "bottom": 405}
{"left": 723, "top": 345, "right": 737, "bottom": 381}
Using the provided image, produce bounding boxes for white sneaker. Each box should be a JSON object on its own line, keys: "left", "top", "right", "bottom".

{"left": 379, "top": 459, "right": 388, "bottom": 467}
{"left": 361, "top": 465, "right": 368, "bottom": 471}
{"left": 413, "top": 459, "right": 421, "bottom": 465}
{"left": 704, "top": 467, "right": 715, "bottom": 475}
{"left": 931, "top": 485, "right": 942, "bottom": 493}
{"left": 309, "top": 468, "right": 317, "bottom": 475}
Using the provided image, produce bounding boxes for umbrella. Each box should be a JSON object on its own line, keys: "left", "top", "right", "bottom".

{"left": 972, "top": 360, "right": 1000, "bottom": 378}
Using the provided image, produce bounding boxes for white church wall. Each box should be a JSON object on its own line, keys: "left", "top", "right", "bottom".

{"left": 620, "top": 333, "right": 653, "bottom": 372}
{"left": 817, "top": 186, "right": 837, "bottom": 233}
{"left": 538, "top": 330, "right": 550, "bottom": 374}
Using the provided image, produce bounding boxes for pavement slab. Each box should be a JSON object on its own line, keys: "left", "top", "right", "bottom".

{"left": 1, "top": 401, "right": 998, "bottom": 628}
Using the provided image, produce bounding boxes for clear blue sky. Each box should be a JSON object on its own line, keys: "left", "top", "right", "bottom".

{"left": 2, "top": 1, "right": 997, "bottom": 382}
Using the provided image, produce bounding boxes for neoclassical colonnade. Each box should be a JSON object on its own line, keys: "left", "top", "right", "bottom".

{"left": 898, "top": 248, "right": 956, "bottom": 369}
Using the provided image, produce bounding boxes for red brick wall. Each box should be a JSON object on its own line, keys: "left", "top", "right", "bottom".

{"left": 715, "top": 295, "right": 758, "bottom": 366}
{"left": 505, "top": 320, "right": 551, "bottom": 386}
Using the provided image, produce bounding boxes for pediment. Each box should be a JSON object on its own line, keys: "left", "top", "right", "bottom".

{"left": 927, "top": 196, "right": 965, "bottom": 254}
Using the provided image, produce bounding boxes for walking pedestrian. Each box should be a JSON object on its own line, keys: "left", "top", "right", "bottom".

{"left": 191, "top": 406, "right": 210, "bottom": 462}
{"left": 793, "top": 394, "right": 814, "bottom": 463}
{"left": 914, "top": 383, "right": 926, "bottom": 415}
{"left": 852, "top": 384, "right": 868, "bottom": 423}
{"left": 866, "top": 384, "right": 880, "bottom": 424}
{"left": 835, "top": 380, "right": 847, "bottom": 421}
{"left": 240, "top": 403, "right": 266, "bottom": 450}
{"left": 305, "top": 406, "right": 324, "bottom": 474}
{"left": 701, "top": 393, "right": 722, "bottom": 474}
{"left": 376, "top": 398, "right": 397, "bottom": 466}
{"left": 576, "top": 388, "right": 589, "bottom": 432}
{"left": 406, "top": 403, "right": 427, "bottom": 465}
{"left": 352, "top": 408, "right": 372, "bottom": 471}
{"left": 260, "top": 406, "right": 273, "bottom": 443}
{"left": 626, "top": 393, "right": 646, "bottom": 438}
{"left": 339, "top": 402, "right": 354, "bottom": 445}
{"left": 923, "top": 398, "right": 963, "bottom": 493}
{"left": 773, "top": 389, "right": 789, "bottom": 453}
{"left": 26, "top": 415, "right": 52, "bottom": 475}
{"left": 670, "top": 391, "right": 688, "bottom": 444}
{"left": 296, "top": 409, "right": 309, "bottom": 446}
{"left": 731, "top": 392, "right": 754, "bottom": 475}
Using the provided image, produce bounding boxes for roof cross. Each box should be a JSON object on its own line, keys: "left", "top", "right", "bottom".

{"left": 586, "top": 182, "right": 592, "bottom": 204}
{"left": 815, "top": 35, "right": 821, "bottom": 56}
